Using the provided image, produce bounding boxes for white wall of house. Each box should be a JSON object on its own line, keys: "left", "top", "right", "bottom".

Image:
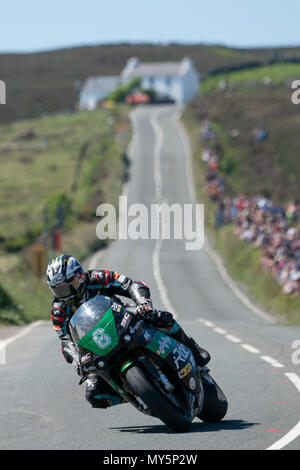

{"left": 141, "top": 75, "right": 182, "bottom": 101}
{"left": 79, "top": 92, "right": 104, "bottom": 111}
{"left": 181, "top": 65, "right": 200, "bottom": 103}
{"left": 79, "top": 77, "right": 120, "bottom": 111}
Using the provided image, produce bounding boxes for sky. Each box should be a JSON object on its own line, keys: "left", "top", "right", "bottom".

{"left": 1, "top": 0, "right": 300, "bottom": 53}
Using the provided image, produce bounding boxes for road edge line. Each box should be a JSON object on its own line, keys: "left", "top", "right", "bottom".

{"left": 0, "top": 320, "right": 45, "bottom": 351}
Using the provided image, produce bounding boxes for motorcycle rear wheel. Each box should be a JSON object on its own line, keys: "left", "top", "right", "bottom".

{"left": 125, "top": 365, "right": 191, "bottom": 432}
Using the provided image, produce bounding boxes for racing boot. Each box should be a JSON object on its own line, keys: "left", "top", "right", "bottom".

{"left": 85, "top": 374, "right": 126, "bottom": 409}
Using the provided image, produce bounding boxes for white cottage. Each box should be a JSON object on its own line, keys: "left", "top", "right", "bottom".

{"left": 121, "top": 57, "right": 200, "bottom": 104}
{"left": 79, "top": 57, "right": 200, "bottom": 110}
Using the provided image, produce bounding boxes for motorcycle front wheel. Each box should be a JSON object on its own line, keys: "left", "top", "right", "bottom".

{"left": 197, "top": 372, "right": 228, "bottom": 423}
{"left": 125, "top": 365, "right": 191, "bottom": 432}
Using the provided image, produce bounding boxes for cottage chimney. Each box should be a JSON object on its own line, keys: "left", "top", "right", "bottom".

{"left": 121, "top": 57, "right": 140, "bottom": 81}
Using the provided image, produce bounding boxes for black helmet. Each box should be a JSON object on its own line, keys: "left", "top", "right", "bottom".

{"left": 46, "top": 254, "right": 85, "bottom": 301}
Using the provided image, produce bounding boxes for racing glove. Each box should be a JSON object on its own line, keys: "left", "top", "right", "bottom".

{"left": 136, "top": 299, "right": 153, "bottom": 316}
{"left": 144, "top": 310, "right": 174, "bottom": 328}
{"left": 61, "top": 340, "right": 80, "bottom": 364}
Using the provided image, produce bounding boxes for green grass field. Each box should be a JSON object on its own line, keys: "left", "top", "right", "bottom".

{"left": 201, "top": 63, "right": 300, "bottom": 94}
{"left": 0, "top": 106, "right": 130, "bottom": 250}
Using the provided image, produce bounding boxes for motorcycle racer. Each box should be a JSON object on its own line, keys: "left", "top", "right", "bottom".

{"left": 47, "top": 254, "right": 210, "bottom": 409}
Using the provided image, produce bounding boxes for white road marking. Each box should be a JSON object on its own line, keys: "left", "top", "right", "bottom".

{"left": 267, "top": 373, "right": 300, "bottom": 450}
{"left": 226, "top": 334, "right": 242, "bottom": 343}
{"left": 199, "top": 317, "right": 287, "bottom": 368}
{"left": 151, "top": 110, "right": 163, "bottom": 202}
{"left": 87, "top": 249, "right": 105, "bottom": 270}
{"left": 241, "top": 344, "right": 261, "bottom": 354}
{"left": 285, "top": 373, "right": 300, "bottom": 393}
{"left": 214, "top": 327, "right": 227, "bottom": 335}
{"left": 0, "top": 321, "right": 44, "bottom": 347}
{"left": 260, "top": 356, "right": 284, "bottom": 368}
{"left": 152, "top": 237, "right": 177, "bottom": 318}
{"left": 0, "top": 320, "right": 44, "bottom": 365}
{"left": 150, "top": 109, "right": 178, "bottom": 318}
{"left": 197, "top": 319, "right": 214, "bottom": 327}
{"left": 267, "top": 419, "right": 300, "bottom": 450}
{"left": 0, "top": 341, "right": 6, "bottom": 364}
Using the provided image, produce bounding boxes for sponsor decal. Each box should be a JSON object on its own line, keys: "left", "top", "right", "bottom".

{"left": 172, "top": 343, "right": 191, "bottom": 370}
{"left": 178, "top": 362, "right": 192, "bottom": 379}
{"left": 112, "top": 302, "right": 122, "bottom": 313}
{"left": 129, "top": 320, "right": 141, "bottom": 335}
{"left": 86, "top": 377, "right": 97, "bottom": 387}
{"left": 92, "top": 328, "right": 111, "bottom": 349}
{"left": 143, "top": 330, "right": 152, "bottom": 344}
{"left": 158, "top": 335, "right": 172, "bottom": 355}
{"left": 81, "top": 352, "right": 92, "bottom": 366}
{"left": 121, "top": 312, "right": 132, "bottom": 329}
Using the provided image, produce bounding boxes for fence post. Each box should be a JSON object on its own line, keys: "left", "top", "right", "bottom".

{"left": 32, "top": 246, "right": 47, "bottom": 278}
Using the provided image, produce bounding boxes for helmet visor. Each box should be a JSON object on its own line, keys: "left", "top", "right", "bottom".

{"left": 50, "top": 277, "right": 80, "bottom": 300}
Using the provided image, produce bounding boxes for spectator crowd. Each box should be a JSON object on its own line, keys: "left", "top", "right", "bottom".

{"left": 200, "top": 121, "right": 300, "bottom": 297}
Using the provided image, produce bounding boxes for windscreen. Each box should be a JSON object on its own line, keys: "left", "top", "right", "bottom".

{"left": 69, "top": 295, "right": 112, "bottom": 343}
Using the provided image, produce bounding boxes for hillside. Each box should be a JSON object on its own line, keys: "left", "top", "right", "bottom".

{"left": 1, "top": 43, "right": 300, "bottom": 123}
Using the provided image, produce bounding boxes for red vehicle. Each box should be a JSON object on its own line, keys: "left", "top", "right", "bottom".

{"left": 126, "top": 92, "right": 150, "bottom": 105}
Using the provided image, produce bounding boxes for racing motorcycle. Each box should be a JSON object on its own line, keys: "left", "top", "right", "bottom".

{"left": 69, "top": 294, "right": 228, "bottom": 432}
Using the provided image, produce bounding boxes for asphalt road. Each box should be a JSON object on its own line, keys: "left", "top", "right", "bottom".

{"left": 1, "top": 105, "right": 300, "bottom": 450}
